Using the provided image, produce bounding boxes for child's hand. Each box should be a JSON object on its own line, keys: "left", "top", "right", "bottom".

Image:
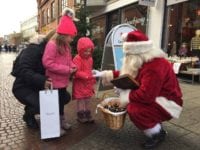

{"left": 70, "top": 67, "right": 77, "bottom": 74}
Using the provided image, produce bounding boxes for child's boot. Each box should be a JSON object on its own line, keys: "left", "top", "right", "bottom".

{"left": 85, "top": 110, "right": 94, "bottom": 123}
{"left": 77, "top": 111, "right": 87, "bottom": 123}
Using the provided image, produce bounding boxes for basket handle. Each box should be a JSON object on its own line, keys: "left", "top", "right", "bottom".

{"left": 101, "top": 90, "right": 116, "bottom": 100}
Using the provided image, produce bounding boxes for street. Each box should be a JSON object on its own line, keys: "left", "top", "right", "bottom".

{"left": 0, "top": 52, "right": 200, "bottom": 150}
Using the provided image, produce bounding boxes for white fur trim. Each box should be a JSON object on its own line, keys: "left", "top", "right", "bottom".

{"left": 144, "top": 123, "right": 161, "bottom": 137}
{"left": 119, "top": 89, "right": 131, "bottom": 107}
{"left": 62, "top": 7, "right": 79, "bottom": 21}
{"left": 123, "top": 40, "right": 153, "bottom": 54}
{"left": 29, "top": 35, "right": 46, "bottom": 44}
{"left": 121, "top": 33, "right": 128, "bottom": 42}
{"left": 102, "top": 70, "right": 113, "bottom": 86}
{"left": 155, "top": 97, "right": 182, "bottom": 119}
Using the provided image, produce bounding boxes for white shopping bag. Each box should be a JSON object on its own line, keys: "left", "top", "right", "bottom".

{"left": 39, "top": 89, "right": 60, "bottom": 139}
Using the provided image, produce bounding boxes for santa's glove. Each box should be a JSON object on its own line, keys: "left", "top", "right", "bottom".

{"left": 92, "top": 70, "right": 104, "bottom": 78}
{"left": 119, "top": 89, "right": 131, "bottom": 108}
{"left": 92, "top": 70, "right": 113, "bottom": 86}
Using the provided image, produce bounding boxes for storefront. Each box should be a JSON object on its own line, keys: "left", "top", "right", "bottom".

{"left": 162, "top": 0, "right": 200, "bottom": 57}
{"left": 90, "top": 3, "right": 148, "bottom": 48}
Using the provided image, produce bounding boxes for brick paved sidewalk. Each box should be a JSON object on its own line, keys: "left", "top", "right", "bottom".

{"left": 0, "top": 53, "right": 200, "bottom": 150}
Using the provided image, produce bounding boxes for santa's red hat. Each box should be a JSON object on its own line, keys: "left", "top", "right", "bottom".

{"left": 122, "top": 30, "right": 153, "bottom": 54}
{"left": 56, "top": 7, "right": 77, "bottom": 36}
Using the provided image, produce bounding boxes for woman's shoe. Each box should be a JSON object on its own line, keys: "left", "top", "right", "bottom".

{"left": 23, "top": 112, "right": 39, "bottom": 129}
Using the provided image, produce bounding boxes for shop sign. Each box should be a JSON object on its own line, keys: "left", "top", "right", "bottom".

{"left": 167, "top": 0, "right": 188, "bottom": 6}
{"left": 92, "top": 26, "right": 104, "bottom": 35}
{"left": 124, "top": 17, "right": 146, "bottom": 27}
{"left": 139, "top": 0, "right": 157, "bottom": 7}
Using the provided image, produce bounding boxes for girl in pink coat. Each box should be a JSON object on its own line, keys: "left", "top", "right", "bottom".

{"left": 72, "top": 37, "right": 96, "bottom": 123}
{"left": 42, "top": 7, "right": 77, "bottom": 135}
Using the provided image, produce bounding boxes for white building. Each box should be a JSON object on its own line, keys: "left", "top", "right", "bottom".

{"left": 20, "top": 15, "right": 38, "bottom": 41}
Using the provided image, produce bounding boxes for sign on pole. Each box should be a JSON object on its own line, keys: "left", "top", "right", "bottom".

{"left": 139, "top": 0, "right": 158, "bottom": 7}
{"left": 98, "top": 24, "right": 135, "bottom": 91}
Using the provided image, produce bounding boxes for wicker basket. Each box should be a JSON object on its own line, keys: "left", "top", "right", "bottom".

{"left": 97, "top": 93, "right": 127, "bottom": 130}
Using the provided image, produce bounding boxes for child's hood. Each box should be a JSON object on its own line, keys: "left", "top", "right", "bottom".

{"left": 77, "top": 37, "right": 94, "bottom": 55}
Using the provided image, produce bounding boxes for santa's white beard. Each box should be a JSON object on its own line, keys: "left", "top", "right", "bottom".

{"left": 120, "top": 55, "right": 143, "bottom": 78}
{"left": 120, "top": 48, "right": 166, "bottom": 78}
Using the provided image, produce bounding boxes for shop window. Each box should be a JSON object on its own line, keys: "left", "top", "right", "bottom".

{"left": 121, "top": 5, "right": 148, "bottom": 33}
{"left": 51, "top": 1, "right": 56, "bottom": 20}
{"left": 107, "top": 10, "right": 120, "bottom": 33}
{"left": 47, "top": 8, "right": 50, "bottom": 23}
{"left": 42, "top": 10, "right": 46, "bottom": 26}
{"left": 91, "top": 15, "right": 106, "bottom": 48}
{"left": 163, "top": 0, "right": 200, "bottom": 56}
{"left": 61, "top": 0, "right": 67, "bottom": 12}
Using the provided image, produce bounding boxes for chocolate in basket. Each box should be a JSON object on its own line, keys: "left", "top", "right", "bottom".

{"left": 104, "top": 101, "right": 126, "bottom": 112}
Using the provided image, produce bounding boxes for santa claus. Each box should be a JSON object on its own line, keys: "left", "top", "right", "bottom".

{"left": 93, "top": 30, "right": 183, "bottom": 149}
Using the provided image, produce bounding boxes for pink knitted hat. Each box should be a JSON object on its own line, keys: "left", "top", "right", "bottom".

{"left": 56, "top": 7, "right": 77, "bottom": 36}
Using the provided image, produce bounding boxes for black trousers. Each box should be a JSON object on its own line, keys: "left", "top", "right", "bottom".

{"left": 12, "top": 87, "right": 71, "bottom": 115}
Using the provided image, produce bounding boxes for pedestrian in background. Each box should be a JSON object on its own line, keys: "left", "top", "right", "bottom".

{"left": 72, "top": 37, "right": 96, "bottom": 123}
{"left": 42, "top": 7, "right": 78, "bottom": 135}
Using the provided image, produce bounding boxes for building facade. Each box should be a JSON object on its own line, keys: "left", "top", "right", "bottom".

{"left": 88, "top": 0, "right": 200, "bottom": 55}
{"left": 20, "top": 15, "right": 38, "bottom": 42}
{"left": 37, "top": 0, "right": 76, "bottom": 34}
{"left": 87, "top": 0, "right": 165, "bottom": 49}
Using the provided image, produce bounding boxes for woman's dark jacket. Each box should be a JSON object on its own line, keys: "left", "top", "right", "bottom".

{"left": 12, "top": 40, "right": 47, "bottom": 92}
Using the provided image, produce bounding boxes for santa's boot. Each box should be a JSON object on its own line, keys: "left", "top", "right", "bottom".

{"left": 142, "top": 125, "right": 167, "bottom": 149}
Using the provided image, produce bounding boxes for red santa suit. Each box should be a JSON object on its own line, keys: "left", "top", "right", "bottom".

{"left": 102, "top": 30, "right": 183, "bottom": 131}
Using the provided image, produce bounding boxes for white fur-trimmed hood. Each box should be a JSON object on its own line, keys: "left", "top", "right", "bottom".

{"left": 29, "top": 35, "right": 46, "bottom": 45}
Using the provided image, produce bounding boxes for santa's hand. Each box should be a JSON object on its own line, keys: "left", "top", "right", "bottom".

{"left": 92, "top": 70, "right": 104, "bottom": 78}
{"left": 119, "top": 89, "right": 131, "bottom": 107}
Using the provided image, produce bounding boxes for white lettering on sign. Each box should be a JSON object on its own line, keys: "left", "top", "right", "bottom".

{"left": 124, "top": 17, "right": 146, "bottom": 26}
{"left": 92, "top": 26, "right": 104, "bottom": 34}
{"left": 139, "top": 0, "right": 157, "bottom": 7}
{"left": 167, "top": 0, "right": 188, "bottom": 6}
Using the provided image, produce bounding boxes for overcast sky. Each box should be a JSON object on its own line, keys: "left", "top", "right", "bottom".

{"left": 0, "top": 0, "right": 37, "bottom": 37}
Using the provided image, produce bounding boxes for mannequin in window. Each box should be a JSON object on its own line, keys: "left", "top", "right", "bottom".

{"left": 179, "top": 43, "right": 188, "bottom": 57}
{"left": 170, "top": 41, "right": 177, "bottom": 56}
{"left": 191, "top": 29, "right": 200, "bottom": 59}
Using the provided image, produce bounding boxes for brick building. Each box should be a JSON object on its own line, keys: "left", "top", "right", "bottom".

{"left": 37, "top": 0, "right": 76, "bottom": 34}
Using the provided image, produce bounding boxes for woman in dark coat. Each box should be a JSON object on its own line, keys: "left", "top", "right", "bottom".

{"left": 12, "top": 34, "right": 56, "bottom": 129}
